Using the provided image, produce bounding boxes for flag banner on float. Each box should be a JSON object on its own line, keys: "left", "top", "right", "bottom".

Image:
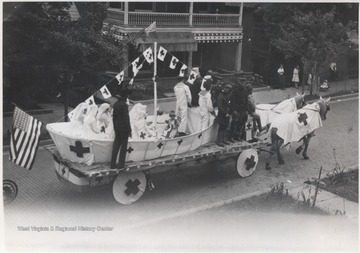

{"left": 85, "top": 96, "right": 95, "bottom": 106}
{"left": 158, "top": 46, "right": 167, "bottom": 61}
{"left": 179, "top": 64, "right": 187, "bottom": 77}
{"left": 143, "top": 47, "right": 154, "bottom": 64}
{"left": 187, "top": 70, "right": 197, "bottom": 84}
{"left": 169, "top": 56, "right": 179, "bottom": 69}
{"left": 9, "top": 107, "right": 43, "bottom": 170}
{"left": 100, "top": 85, "right": 112, "bottom": 99}
{"left": 116, "top": 71, "right": 124, "bottom": 85}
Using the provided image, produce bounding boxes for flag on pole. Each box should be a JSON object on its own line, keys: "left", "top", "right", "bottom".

{"left": 143, "top": 47, "right": 154, "bottom": 64}
{"left": 169, "top": 56, "right": 179, "bottom": 69}
{"left": 157, "top": 46, "right": 167, "bottom": 61}
{"left": 100, "top": 85, "right": 112, "bottom": 99}
{"left": 9, "top": 107, "right": 43, "bottom": 170}
{"left": 179, "top": 64, "right": 187, "bottom": 77}
{"left": 129, "top": 78, "right": 134, "bottom": 85}
{"left": 86, "top": 96, "right": 95, "bottom": 106}
{"left": 116, "top": 71, "right": 124, "bottom": 85}
{"left": 188, "top": 70, "right": 197, "bottom": 84}
{"left": 145, "top": 21, "right": 156, "bottom": 36}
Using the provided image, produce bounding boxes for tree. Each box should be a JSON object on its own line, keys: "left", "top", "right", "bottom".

{"left": 3, "top": 2, "right": 125, "bottom": 111}
{"left": 256, "top": 4, "right": 356, "bottom": 95}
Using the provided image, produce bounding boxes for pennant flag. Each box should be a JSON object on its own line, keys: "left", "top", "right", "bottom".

{"left": 169, "top": 56, "right": 179, "bottom": 69}
{"left": 179, "top": 64, "right": 187, "bottom": 77}
{"left": 116, "top": 71, "right": 124, "bottom": 85}
{"left": 145, "top": 21, "right": 156, "bottom": 36}
{"left": 100, "top": 85, "right": 112, "bottom": 99}
{"left": 86, "top": 96, "right": 95, "bottom": 106}
{"left": 143, "top": 47, "right": 154, "bottom": 64}
{"left": 9, "top": 107, "right": 43, "bottom": 170}
{"left": 158, "top": 46, "right": 167, "bottom": 61}
{"left": 132, "top": 57, "right": 143, "bottom": 77}
{"left": 188, "top": 70, "right": 197, "bottom": 84}
{"left": 129, "top": 78, "right": 134, "bottom": 85}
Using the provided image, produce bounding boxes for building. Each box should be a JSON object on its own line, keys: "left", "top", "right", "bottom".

{"left": 104, "top": 2, "right": 244, "bottom": 77}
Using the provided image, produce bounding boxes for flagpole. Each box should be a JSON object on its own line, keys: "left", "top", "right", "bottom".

{"left": 153, "top": 42, "right": 158, "bottom": 137}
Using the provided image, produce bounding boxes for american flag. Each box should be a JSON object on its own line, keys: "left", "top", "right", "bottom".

{"left": 9, "top": 107, "right": 43, "bottom": 170}
{"left": 144, "top": 21, "right": 156, "bottom": 36}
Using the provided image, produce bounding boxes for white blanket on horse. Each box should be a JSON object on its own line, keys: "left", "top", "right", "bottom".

{"left": 269, "top": 103, "right": 323, "bottom": 144}
{"left": 256, "top": 97, "right": 297, "bottom": 126}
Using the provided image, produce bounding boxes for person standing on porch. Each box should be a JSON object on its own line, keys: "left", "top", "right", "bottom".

{"left": 111, "top": 86, "right": 132, "bottom": 170}
{"left": 277, "top": 64, "right": 285, "bottom": 90}
{"left": 292, "top": 65, "right": 300, "bottom": 88}
{"left": 174, "top": 76, "right": 192, "bottom": 136}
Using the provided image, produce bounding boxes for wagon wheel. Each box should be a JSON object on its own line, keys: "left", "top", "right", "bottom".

{"left": 3, "top": 180, "right": 18, "bottom": 204}
{"left": 112, "top": 171, "right": 147, "bottom": 205}
{"left": 236, "top": 149, "right": 258, "bottom": 177}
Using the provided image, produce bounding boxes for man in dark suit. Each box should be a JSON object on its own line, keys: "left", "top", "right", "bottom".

{"left": 111, "top": 86, "right": 132, "bottom": 170}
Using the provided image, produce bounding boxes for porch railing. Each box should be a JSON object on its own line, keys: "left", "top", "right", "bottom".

{"left": 107, "top": 8, "right": 240, "bottom": 27}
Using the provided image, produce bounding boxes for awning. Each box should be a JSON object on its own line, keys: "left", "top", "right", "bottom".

{"left": 134, "top": 32, "right": 198, "bottom": 52}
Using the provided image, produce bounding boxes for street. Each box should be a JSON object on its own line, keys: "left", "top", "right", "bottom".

{"left": 2, "top": 98, "right": 359, "bottom": 251}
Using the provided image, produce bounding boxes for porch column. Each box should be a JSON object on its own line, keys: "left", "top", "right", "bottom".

{"left": 189, "top": 2, "right": 193, "bottom": 27}
{"left": 124, "top": 2, "right": 129, "bottom": 25}
{"left": 235, "top": 3, "right": 244, "bottom": 72}
{"left": 123, "top": 44, "right": 129, "bottom": 77}
{"left": 188, "top": 51, "right": 193, "bottom": 73}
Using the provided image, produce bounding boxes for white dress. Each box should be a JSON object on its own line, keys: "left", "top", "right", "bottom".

{"left": 174, "top": 82, "right": 192, "bottom": 133}
{"left": 292, "top": 68, "right": 299, "bottom": 82}
{"left": 198, "top": 90, "right": 214, "bottom": 131}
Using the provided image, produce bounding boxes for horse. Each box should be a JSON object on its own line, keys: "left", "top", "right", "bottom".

{"left": 256, "top": 92, "right": 306, "bottom": 129}
{"left": 265, "top": 97, "right": 331, "bottom": 170}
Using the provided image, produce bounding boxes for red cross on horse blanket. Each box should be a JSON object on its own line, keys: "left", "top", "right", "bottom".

{"left": 268, "top": 103, "right": 323, "bottom": 144}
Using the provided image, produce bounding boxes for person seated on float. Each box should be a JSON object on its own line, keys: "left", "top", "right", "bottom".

{"left": 129, "top": 103, "right": 155, "bottom": 141}
{"left": 246, "top": 83, "right": 266, "bottom": 137}
{"left": 70, "top": 102, "right": 88, "bottom": 126}
{"left": 96, "top": 103, "right": 114, "bottom": 139}
{"left": 83, "top": 104, "right": 101, "bottom": 137}
{"left": 198, "top": 78, "right": 215, "bottom": 132}
{"left": 162, "top": 110, "right": 179, "bottom": 139}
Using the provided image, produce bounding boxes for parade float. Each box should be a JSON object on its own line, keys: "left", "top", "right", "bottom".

{"left": 45, "top": 42, "right": 268, "bottom": 204}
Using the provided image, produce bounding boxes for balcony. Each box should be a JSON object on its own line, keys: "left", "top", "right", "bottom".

{"left": 107, "top": 8, "right": 240, "bottom": 28}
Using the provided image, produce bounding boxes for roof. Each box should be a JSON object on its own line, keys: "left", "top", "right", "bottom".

{"left": 134, "top": 32, "right": 198, "bottom": 52}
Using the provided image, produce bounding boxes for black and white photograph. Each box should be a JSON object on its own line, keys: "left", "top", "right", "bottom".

{"left": 1, "top": 1, "right": 359, "bottom": 252}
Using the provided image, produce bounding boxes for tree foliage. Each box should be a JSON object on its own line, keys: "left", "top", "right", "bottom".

{"left": 3, "top": 2, "right": 125, "bottom": 109}
{"left": 256, "top": 3, "right": 356, "bottom": 94}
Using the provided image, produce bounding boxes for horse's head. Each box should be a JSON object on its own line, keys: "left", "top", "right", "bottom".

{"left": 317, "top": 97, "right": 331, "bottom": 120}
{"left": 294, "top": 92, "right": 306, "bottom": 109}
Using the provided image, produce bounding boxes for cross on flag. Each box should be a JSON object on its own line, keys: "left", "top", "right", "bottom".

{"left": 116, "top": 71, "right": 124, "bottom": 85}
{"left": 85, "top": 96, "right": 95, "bottom": 106}
{"left": 179, "top": 64, "right": 187, "bottom": 77}
{"left": 9, "top": 107, "right": 43, "bottom": 170}
{"left": 158, "top": 46, "right": 167, "bottom": 61}
{"left": 187, "top": 70, "right": 197, "bottom": 84}
{"left": 100, "top": 85, "right": 112, "bottom": 99}
{"left": 169, "top": 56, "right": 179, "bottom": 69}
{"left": 143, "top": 47, "right": 154, "bottom": 64}
{"left": 132, "top": 57, "right": 143, "bottom": 77}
